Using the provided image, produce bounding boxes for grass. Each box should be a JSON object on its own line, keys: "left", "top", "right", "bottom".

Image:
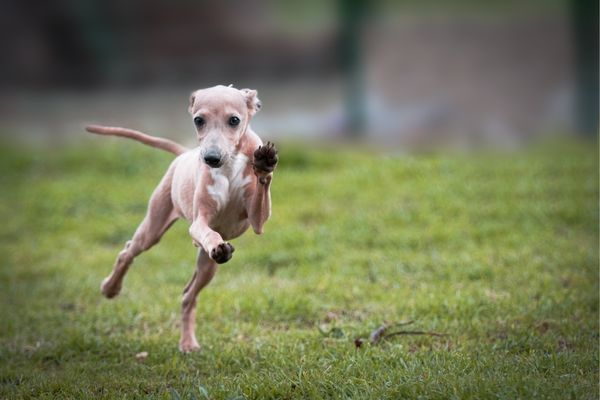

{"left": 0, "top": 137, "right": 598, "bottom": 399}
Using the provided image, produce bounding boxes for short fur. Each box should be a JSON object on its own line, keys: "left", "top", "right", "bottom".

{"left": 87, "top": 85, "right": 278, "bottom": 352}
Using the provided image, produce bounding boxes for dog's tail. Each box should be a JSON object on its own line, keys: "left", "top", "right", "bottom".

{"left": 85, "top": 125, "right": 189, "bottom": 156}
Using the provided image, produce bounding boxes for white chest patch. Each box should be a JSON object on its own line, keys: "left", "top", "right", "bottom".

{"left": 207, "top": 154, "right": 251, "bottom": 211}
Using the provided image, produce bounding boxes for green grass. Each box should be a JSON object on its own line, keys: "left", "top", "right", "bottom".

{"left": 0, "top": 138, "right": 598, "bottom": 399}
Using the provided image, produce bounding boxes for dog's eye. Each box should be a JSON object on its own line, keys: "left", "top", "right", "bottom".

{"left": 228, "top": 116, "right": 240, "bottom": 127}
{"left": 193, "top": 116, "right": 205, "bottom": 127}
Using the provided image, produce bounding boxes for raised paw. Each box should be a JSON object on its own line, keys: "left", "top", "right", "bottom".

{"left": 253, "top": 141, "right": 278, "bottom": 174}
{"left": 210, "top": 242, "right": 235, "bottom": 264}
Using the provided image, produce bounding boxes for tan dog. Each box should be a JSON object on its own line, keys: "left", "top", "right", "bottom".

{"left": 86, "top": 85, "right": 278, "bottom": 352}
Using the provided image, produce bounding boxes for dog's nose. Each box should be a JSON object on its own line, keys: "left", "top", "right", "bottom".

{"left": 203, "top": 152, "right": 222, "bottom": 168}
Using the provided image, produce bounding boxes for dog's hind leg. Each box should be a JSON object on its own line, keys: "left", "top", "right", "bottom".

{"left": 101, "top": 169, "right": 177, "bottom": 298}
{"left": 179, "top": 249, "right": 217, "bottom": 353}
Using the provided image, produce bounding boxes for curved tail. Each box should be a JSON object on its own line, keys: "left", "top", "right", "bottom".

{"left": 85, "top": 125, "right": 189, "bottom": 156}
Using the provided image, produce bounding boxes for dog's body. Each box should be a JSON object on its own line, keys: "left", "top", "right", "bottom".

{"left": 87, "top": 85, "right": 278, "bottom": 352}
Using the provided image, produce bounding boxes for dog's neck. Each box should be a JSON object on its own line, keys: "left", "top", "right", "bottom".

{"left": 205, "top": 150, "right": 251, "bottom": 213}
{"left": 211, "top": 152, "right": 248, "bottom": 180}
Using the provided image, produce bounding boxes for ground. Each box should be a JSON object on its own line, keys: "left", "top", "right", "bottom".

{"left": 0, "top": 137, "right": 598, "bottom": 399}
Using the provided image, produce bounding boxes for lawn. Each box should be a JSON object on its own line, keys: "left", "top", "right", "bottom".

{"left": 0, "top": 137, "right": 598, "bottom": 399}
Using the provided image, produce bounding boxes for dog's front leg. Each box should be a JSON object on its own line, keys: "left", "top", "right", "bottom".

{"left": 189, "top": 218, "right": 234, "bottom": 264}
{"left": 188, "top": 183, "right": 234, "bottom": 263}
{"left": 247, "top": 142, "right": 278, "bottom": 234}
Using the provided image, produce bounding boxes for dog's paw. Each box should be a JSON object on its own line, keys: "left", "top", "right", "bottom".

{"left": 210, "top": 242, "right": 235, "bottom": 264}
{"left": 100, "top": 276, "right": 121, "bottom": 299}
{"left": 253, "top": 142, "right": 278, "bottom": 175}
{"left": 179, "top": 338, "right": 201, "bottom": 353}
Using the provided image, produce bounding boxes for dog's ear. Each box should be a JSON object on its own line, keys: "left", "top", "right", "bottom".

{"left": 188, "top": 91, "right": 197, "bottom": 115}
{"left": 241, "top": 88, "right": 261, "bottom": 116}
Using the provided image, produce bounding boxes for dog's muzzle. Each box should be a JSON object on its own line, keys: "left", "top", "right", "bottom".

{"left": 203, "top": 149, "right": 223, "bottom": 168}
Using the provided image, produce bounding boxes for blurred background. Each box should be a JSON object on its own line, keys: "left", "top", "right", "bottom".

{"left": 1, "top": 2, "right": 599, "bottom": 396}
{"left": 0, "top": 0, "right": 597, "bottom": 148}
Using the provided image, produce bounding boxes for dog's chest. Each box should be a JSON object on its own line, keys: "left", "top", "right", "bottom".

{"left": 207, "top": 154, "right": 252, "bottom": 238}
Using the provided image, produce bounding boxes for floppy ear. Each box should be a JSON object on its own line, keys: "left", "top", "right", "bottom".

{"left": 241, "top": 88, "right": 262, "bottom": 116}
{"left": 188, "top": 91, "right": 197, "bottom": 115}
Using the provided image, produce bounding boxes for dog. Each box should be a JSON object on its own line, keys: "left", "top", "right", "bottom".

{"left": 86, "top": 85, "right": 278, "bottom": 352}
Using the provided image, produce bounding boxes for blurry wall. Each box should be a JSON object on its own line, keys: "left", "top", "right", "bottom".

{"left": 0, "top": 0, "right": 596, "bottom": 147}
{"left": 0, "top": 0, "right": 338, "bottom": 89}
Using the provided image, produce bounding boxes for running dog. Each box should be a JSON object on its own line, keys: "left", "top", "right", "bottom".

{"left": 86, "top": 85, "right": 278, "bottom": 352}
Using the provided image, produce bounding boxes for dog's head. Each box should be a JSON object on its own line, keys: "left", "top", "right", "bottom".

{"left": 188, "top": 85, "right": 261, "bottom": 168}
